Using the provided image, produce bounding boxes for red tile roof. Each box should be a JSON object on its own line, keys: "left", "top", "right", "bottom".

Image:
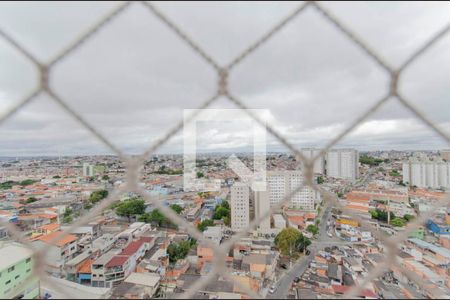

{"left": 37, "top": 230, "right": 78, "bottom": 247}
{"left": 77, "top": 259, "right": 93, "bottom": 274}
{"left": 105, "top": 255, "right": 129, "bottom": 268}
{"left": 121, "top": 240, "right": 145, "bottom": 256}
{"left": 139, "top": 236, "right": 153, "bottom": 243}
{"left": 332, "top": 285, "right": 377, "bottom": 298}
{"left": 38, "top": 223, "right": 60, "bottom": 231}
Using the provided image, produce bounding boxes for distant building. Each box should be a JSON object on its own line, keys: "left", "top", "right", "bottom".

{"left": 300, "top": 148, "right": 325, "bottom": 174}
{"left": 0, "top": 243, "right": 39, "bottom": 299}
{"left": 253, "top": 190, "right": 271, "bottom": 234}
{"left": 203, "top": 226, "right": 223, "bottom": 245}
{"left": 267, "top": 171, "right": 318, "bottom": 210}
{"left": 231, "top": 183, "right": 250, "bottom": 232}
{"left": 273, "top": 214, "right": 286, "bottom": 230}
{"left": 402, "top": 158, "right": 450, "bottom": 189}
{"left": 83, "top": 163, "right": 94, "bottom": 177}
{"left": 326, "top": 149, "right": 359, "bottom": 181}
{"left": 426, "top": 220, "right": 450, "bottom": 236}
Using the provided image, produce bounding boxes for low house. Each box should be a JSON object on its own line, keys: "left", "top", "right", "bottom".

{"left": 241, "top": 253, "right": 277, "bottom": 279}
{"left": 32, "top": 230, "right": 78, "bottom": 276}
{"left": 91, "top": 237, "right": 154, "bottom": 288}
{"left": 112, "top": 272, "right": 160, "bottom": 299}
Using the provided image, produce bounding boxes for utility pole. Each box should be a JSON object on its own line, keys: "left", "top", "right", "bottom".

{"left": 387, "top": 198, "right": 391, "bottom": 225}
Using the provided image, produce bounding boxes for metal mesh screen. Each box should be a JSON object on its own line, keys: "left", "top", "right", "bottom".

{"left": 0, "top": 1, "right": 449, "bottom": 299}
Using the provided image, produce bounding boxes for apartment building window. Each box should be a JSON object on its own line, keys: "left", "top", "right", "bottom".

{"left": 26, "top": 269, "right": 31, "bottom": 273}
{"left": 7, "top": 266, "right": 14, "bottom": 273}
{"left": 26, "top": 258, "right": 31, "bottom": 263}
{"left": 5, "top": 279, "right": 11, "bottom": 285}
{"left": 15, "top": 275, "right": 20, "bottom": 280}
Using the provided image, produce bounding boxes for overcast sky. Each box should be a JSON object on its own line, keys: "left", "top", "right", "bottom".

{"left": 0, "top": 1, "right": 449, "bottom": 156}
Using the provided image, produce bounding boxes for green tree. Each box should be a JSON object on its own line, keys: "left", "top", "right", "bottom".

{"left": 403, "top": 214, "right": 414, "bottom": 222}
{"left": 391, "top": 217, "right": 406, "bottom": 227}
{"left": 317, "top": 176, "right": 324, "bottom": 184}
{"left": 26, "top": 197, "right": 37, "bottom": 204}
{"left": 0, "top": 181, "right": 16, "bottom": 189}
{"left": 102, "top": 175, "right": 110, "bottom": 181}
{"left": 19, "top": 179, "right": 37, "bottom": 186}
{"left": 89, "top": 190, "right": 109, "bottom": 204}
{"left": 197, "top": 171, "right": 204, "bottom": 178}
{"left": 63, "top": 215, "right": 73, "bottom": 224}
{"left": 64, "top": 207, "right": 73, "bottom": 218}
{"left": 170, "top": 204, "right": 183, "bottom": 215}
{"left": 306, "top": 224, "right": 319, "bottom": 235}
{"left": 370, "top": 209, "right": 395, "bottom": 222}
{"left": 53, "top": 175, "right": 61, "bottom": 179}
{"left": 220, "top": 201, "right": 230, "bottom": 210}
{"left": 223, "top": 216, "right": 231, "bottom": 227}
{"left": 167, "top": 240, "right": 193, "bottom": 263}
{"left": 389, "top": 169, "right": 400, "bottom": 177}
{"left": 213, "top": 206, "right": 229, "bottom": 220}
{"left": 295, "top": 233, "right": 311, "bottom": 253}
{"left": 275, "top": 228, "right": 302, "bottom": 256}
{"left": 198, "top": 219, "right": 215, "bottom": 232}
{"left": 115, "top": 198, "right": 146, "bottom": 221}
{"left": 139, "top": 209, "right": 174, "bottom": 228}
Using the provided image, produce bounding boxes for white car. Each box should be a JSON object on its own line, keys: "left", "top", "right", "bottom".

{"left": 327, "top": 232, "right": 333, "bottom": 238}
{"left": 269, "top": 285, "right": 277, "bottom": 294}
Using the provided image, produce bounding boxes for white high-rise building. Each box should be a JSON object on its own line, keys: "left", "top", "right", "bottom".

{"left": 231, "top": 183, "right": 250, "bottom": 232}
{"left": 267, "top": 171, "right": 318, "bottom": 211}
{"left": 403, "top": 158, "right": 450, "bottom": 189}
{"left": 300, "top": 148, "right": 325, "bottom": 174}
{"left": 82, "top": 163, "right": 94, "bottom": 177}
{"left": 254, "top": 190, "right": 271, "bottom": 233}
{"left": 326, "top": 149, "right": 359, "bottom": 181}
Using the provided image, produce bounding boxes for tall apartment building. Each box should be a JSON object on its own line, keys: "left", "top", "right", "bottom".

{"left": 231, "top": 184, "right": 272, "bottom": 234}
{"left": 402, "top": 158, "right": 450, "bottom": 189}
{"left": 300, "top": 148, "right": 325, "bottom": 174}
{"left": 267, "top": 171, "right": 319, "bottom": 211}
{"left": 254, "top": 190, "right": 271, "bottom": 233}
{"left": 231, "top": 183, "right": 250, "bottom": 232}
{"left": 83, "top": 163, "right": 94, "bottom": 177}
{"left": 0, "top": 243, "right": 39, "bottom": 299}
{"left": 326, "top": 149, "right": 359, "bottom": 181}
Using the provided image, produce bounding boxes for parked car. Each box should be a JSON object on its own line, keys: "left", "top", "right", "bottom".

{"left": 294, "top": 277, "right": 300, "bottom": 283}
{"left": 269, "top": 285, "right": 277, "bottom": 294}
{"left": 281, "top": 263, "right": 288, "bottom": 269}
{"left": 305, "top": 249, "right": 311, "bottom": 255}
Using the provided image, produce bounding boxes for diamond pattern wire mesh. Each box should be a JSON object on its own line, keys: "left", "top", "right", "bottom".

{"left": 0, "top": 1, "right": 449, "bottom": 299}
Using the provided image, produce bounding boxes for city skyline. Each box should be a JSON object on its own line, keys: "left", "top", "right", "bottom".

{"left": 0, "top": 2, "right": 449, "bottom": 156}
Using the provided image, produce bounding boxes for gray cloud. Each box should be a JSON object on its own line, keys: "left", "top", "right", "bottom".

{"left": 0, "top": 1, "right": 449, "bottom": 156}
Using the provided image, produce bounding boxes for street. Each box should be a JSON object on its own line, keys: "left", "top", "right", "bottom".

{"left": 267, "top": 206, "right": 345, "bottom": 299}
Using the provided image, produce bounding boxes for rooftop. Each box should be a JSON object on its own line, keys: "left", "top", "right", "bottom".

{"left": 408, "top": 238, "right": 450, "bottom": 259}
{"left": 121, "top": 239, "right": 145, "bottom": 256}
{"left": 36, "top": 230, "right": 78, "bottom": 247}
{"left": 105, "top": 255, "right": 129, "bottom": 268}
{"left": 38, "top": 223, "right": 60, "bottom": 231}
{"left": 124, "top": 272, "right": 160, "bottom": 288}
{"left": 0, "top": 243, "right": 33, "bottom": 270}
